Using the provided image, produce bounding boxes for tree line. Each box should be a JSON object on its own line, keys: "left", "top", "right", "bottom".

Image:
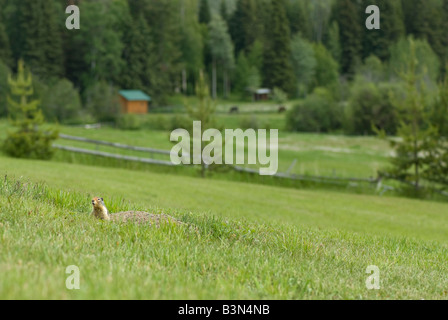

{"left": 1, "top": 0, "right": 447, "bottom": 107}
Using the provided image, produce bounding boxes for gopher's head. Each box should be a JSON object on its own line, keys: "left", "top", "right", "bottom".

{"left": 91, "top": 197, "right": 105, "bottom": 208}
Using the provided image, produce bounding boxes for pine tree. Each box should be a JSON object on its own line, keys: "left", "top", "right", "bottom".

{"left": 199, "top": 0, "right": 211, "bottom": 25}
{"left": 14, "top": 0, "right": 64, "bottom": 79}
{"left": 440, "top": 0, "right": 448, "bottom": 74}
{"left": 184, "top": 71, "right": 218, "bottom": 178}
{"left": 262, "top": 0, "right": 296, "bottom": 96}
{"left": 361, "top": 0, "right": 405, "bottom": 61}
{"left": 2, "top": 60, "right": 58, "bottom": 160}
{"left": 0, "top": 19, "right": 13, "bottom": 68}
{"left": 0, "top": 61, "right": 10, "bottom": 117}
{"left": 220, "top": 0, "right": 229, "bottom": 22}
{"left": 120, "top": 14, "right": 155, "bottom": 92}
{"left": 286, "top": 0, "right": 309, "bottom": 38}
{"left": 382, "top": 38, "right": 438, "bottom": 194}
{"left": 229, "top": 0, "right": 257, "bottom": 55}
{"left": 334, "top": 0, "right": 362, "bottom": 78}
{"left": 144, "top": 0, "right": 183, "bottom": 102}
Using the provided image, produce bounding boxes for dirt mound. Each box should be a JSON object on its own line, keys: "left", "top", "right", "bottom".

{"left": 110, "top": 211, "right": 183, "bottom": 227}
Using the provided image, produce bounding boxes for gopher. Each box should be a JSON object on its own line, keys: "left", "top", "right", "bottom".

{"left": 90, "top": 197, "right": 182, "bottom": 226}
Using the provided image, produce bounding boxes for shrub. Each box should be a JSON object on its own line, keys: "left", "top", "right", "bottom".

{"left": 287, "top": 87, "right": 342, "bottom": 133}
{"left": 84, "top": 81, "right": 121, "bottom": 122}
{"left": 346, "top": 80, "right": 401, "bottom": 135}
{"left": 169, "top": 114, "right": 191, "bottom": 131}
{"left": 3, "top": 129, "right": 58, "bottom": 160}
{"left": 272, "top": 87, "right": 288, "bottom": 105}
{"left": 116, "top": 114, "right": 143, "bottom": 130}
{"left": 40, "top": 79, "right": 82, "bottom": 123}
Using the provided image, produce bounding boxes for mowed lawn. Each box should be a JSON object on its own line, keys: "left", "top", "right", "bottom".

{"left": 1, "top": 155, "right": 448, "bottom": 299}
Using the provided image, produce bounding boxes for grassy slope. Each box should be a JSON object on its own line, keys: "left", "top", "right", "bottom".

{"left": 1, "top": 155, "right": 448, "bottom": 299}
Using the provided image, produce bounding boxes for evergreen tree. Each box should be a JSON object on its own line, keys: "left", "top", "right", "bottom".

{"left": 0, "top": 61, "right": 10, "bottom": 117}
{"left": 333, "top": 0, "right": 362, "bottom": 78}
{"left": 361, "top": 0, "right": 405, "bottom": 61}
{"left": 76, "top": 1, "right": 125, "bottom": 88}
{"left": 220, "top": 0, "right": 229, "bottom": 22}
{"left": 199, "top": 0, "right": 211, "bottom": 24}
{"left": 120, "top": 14, "right": 155, "bottom": 92}
{"left": 3, "top": 60, "right": 58, "bottom": 160}
{"left": 229, "top": 0, "right": 258, "bottom": 55}
{"left": 262, "top": 0, "right": 296, "bottom": 96}
{"left": 440, "top": 0, "right": 448, "bottom": 74}
{"left": 144, "top": 0, "right": 183, "bottom": 102}
{"left": 0, "top": 19, "right": 13, "bottom": 68}
{"left": 381, "top": 39, "right": 438, "bottom": 194}
{"left": 286, "top": 0, "right": 309, "bottom": 38}
{"left": 14, "top": 0, "right": 64, "bottom": 79}
{"left": 184, "top": 71, "right": 218, "bottom": 178}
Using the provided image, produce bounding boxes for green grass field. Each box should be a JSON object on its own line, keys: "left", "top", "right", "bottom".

{"left": 46, "top": 123, "right": 391, "bottom": 179}
{"left": 1, "top": 154, "right": 448, "bottom": 299}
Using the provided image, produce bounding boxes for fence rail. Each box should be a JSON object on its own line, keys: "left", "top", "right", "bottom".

{"left": 56, "top": 134, "right": 448, "bottom": 198}
{"left": 53, "top": 144, "right": 176, "bottom": 166}
{"left": 59, "top": 134, "right": 172, "bottom": 155}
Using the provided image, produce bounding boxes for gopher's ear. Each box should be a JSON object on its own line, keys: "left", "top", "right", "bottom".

{"left": 100, "top": 198, "right": 103, "bottom": 201}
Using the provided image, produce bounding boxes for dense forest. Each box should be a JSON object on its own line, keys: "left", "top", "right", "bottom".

{"left": 0, "top": 0, "right": 447, "bottom": 128}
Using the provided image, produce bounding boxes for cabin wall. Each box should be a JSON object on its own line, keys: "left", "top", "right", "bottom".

{"left": 119, "top": 96, "right": 148, "bottom": 114}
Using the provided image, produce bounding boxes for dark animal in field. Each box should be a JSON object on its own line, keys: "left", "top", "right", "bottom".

{"left": 278, "top": 106, "right": 286, "bottom": 113}
{"left": 229, "top": 106, "right": 239, "bottom": 114}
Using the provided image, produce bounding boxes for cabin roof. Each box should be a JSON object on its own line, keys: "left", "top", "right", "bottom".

{"left": 254, "top": 88, "right": 271, "bottom": 94}
{"left": 119, "top": 90, "right": 151, "bottom": 101}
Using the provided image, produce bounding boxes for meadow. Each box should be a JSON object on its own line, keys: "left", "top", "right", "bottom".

{"left": 1, "top": 152, "right": 448, "bottom": 299}
{"left": 0, "top": 118, "right": 391, "bottom": 180}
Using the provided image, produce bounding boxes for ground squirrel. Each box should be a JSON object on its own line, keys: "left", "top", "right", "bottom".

{"left": 91, "top": 197, "right": 182, "bottom": 226}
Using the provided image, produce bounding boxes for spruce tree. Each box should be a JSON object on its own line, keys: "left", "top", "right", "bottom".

{"left": 286, "top": 0, "right": 309, "bottom": 39}
{"left": 229, "top": 0, "right": 257, "bottom": 55}
{"left": 144, "top": 0, "right": 183, "bottom": 102}
{"left": 199, "top": 0, "right": 211, "bottom": 25}
{"left": 440, "top": 0, "right": 448, "bottom": 74}
{"left": 0, "top": 19, "right": 12, "bottom": 68}
{"left": 382, "top": 39, "right": 438, "bottom": 194}
{"left": 3, "top": 60, "right": 58, "bottom": 160}
{"left": 262, "top": 0, "right": 296, "bottom": 96}
{"left": 14, "top": 0, "right": 64, "bottom": 79}
{"left": 361, "top": 0, "right": 405, "bottom": 61}
{"left": 334, "top": 0, "right": 362, "bottom": 78}
{"left": 120, "top": 14, "right": 155, "bottom": 92}
{"left": 184, "top": 71, "right": 218, "bottom": 178}
{"left": 220, "top": 0, "right": 229, "bottom": 22}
